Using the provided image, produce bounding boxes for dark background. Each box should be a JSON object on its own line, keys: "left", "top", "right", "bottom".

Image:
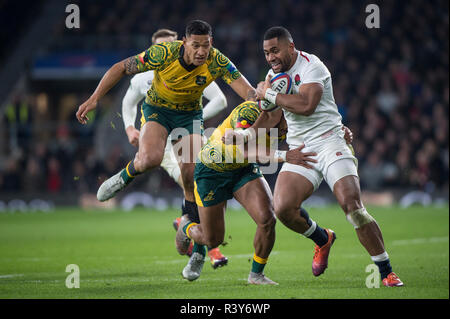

{"left": 0, "top": 0, "right": 448, "bottom": 210}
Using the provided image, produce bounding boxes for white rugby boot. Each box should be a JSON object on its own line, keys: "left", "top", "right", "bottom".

{"left": 247, "top": 272, "right": 279, "bottom": 285}
{"left": 97, "top": 171, "right": 127, "bottom": 202}
{"left": 182, "top": 252, "right": 205, "bottom": 281}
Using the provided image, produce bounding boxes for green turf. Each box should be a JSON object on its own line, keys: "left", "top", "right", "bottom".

{"left": 0, "top": 205, "right": 448, "bottom": 299}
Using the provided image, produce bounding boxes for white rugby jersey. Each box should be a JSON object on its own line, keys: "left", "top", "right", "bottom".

{"left": 267, "top": 50, "right": 343, "bottom": 146}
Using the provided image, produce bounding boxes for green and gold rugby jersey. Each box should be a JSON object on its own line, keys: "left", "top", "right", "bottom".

{"left": 198, "top": 101, "right": 285, "bottom": 172}
{"left": 134, "top": 40, "right": 241, "bottom": 111}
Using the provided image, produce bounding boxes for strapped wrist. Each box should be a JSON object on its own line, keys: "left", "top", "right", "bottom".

{"left": 265, "top": 88, "right": 278, "bottom": 105}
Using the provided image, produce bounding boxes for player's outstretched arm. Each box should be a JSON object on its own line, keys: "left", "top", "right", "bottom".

{"left": 76, "top": 56, "right": 141, "bottom": 124}
{"left": 228, "top": 75, "right": 257, "bottom": 101}
{"left": 244, "top": 143, "right": 317, "bottom": 167}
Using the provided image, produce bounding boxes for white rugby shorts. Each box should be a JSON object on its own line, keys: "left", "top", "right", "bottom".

{"left": 280, "top": 127, "right": 358, "bottom": 191}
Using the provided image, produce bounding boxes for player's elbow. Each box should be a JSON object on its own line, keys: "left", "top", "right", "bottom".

{"left": 302, "top": 105, "right": 316, "bottom": 116}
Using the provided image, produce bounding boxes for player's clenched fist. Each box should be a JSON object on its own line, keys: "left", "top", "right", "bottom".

{"left": 76, "top": 98, "right": 98, "bottom": 124}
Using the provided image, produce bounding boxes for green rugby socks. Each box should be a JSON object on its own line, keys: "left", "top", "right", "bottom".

{"left": 252, "top": 254, "right": 268, "bottom": 273}
{"left": 120, "top": 160, "right": 141, "bottom": 184}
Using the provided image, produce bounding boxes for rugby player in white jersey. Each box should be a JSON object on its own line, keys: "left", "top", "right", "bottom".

{"left": 121, "top": 28, "right": 228, "bottom": 269}
{"left": 232, "top": 27, "right": 403, "bottom": 287}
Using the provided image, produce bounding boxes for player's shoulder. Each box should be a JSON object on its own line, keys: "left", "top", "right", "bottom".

{"left": 235, "top": 100, "right": 259, "bottom": 112}
{"left": 209, "top": 46, "right": 232, "bottom": 68}
{"left": 153, "top": 40, "right": 183, "bottom": 53}
{"left": 142, "top": 41, "right": 182, "bottom": 67}
{"left": 299, "top": 51, "right": 327, "bottom": 69}
{"left": 230, "top": 101, "right": 260, "bottom": 128}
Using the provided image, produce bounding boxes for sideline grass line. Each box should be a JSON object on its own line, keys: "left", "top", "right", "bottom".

{"left": 392, "top": 236, "right": 449, "bottom": 246}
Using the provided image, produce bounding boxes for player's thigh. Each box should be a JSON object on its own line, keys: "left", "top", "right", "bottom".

{"left": 233, "top": 177, "right": 275, "bottom": 226}
{"left": 325, "top": 158, "right": 361, "bottom": 212}
{"left": 273, "top": 170, "right": 315, "bottom": 214}
{"left": 137, "top": 121, "right": 168, "bottom": 166}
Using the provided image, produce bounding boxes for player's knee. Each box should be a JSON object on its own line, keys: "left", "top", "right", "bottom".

{"left": 274, "top": 201, "right": 297, "bottom": 225}
{"left": 136, "top": 151, "right": 163, "bottom": 171}
{"left": 258, "top": 211, "right": 276, "bottom": 232}
{"left": 340, "top": 196, "right": 363, "bottom": 214}
{"left": 345, "top": 207, "right": 375, "bottom": 229}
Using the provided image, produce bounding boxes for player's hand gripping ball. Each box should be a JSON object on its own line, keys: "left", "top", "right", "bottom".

{"left": 258, "top": 73, "right": 293, "bottom": 111}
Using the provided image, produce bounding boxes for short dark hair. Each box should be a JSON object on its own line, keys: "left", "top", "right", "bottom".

{"left": 185, "top": 20, "right": 212, "bottom": 37}
{"left": 151, "top": 29, "right": 178, "bottom": 44}
{"left": 264, "top": 26, "right": 293, "bottom": 42}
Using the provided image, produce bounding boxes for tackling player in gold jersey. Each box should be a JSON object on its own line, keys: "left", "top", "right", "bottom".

{"left": 176, "top": 100, "right": 317, "bottom": 283}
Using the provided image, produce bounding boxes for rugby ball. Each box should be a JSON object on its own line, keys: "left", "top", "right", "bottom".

{"left": 258, "top": 73, "right": 292, "bottom": 111}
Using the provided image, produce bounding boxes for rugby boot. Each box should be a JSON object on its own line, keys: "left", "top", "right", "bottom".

{"left": 173, "top": 217, "right": 193, "bottom": 256}
{"left": 208, "top": 248, "right": 228, "bottom": 269}
{"left": 182, "top": 252, "right": 205, "bottom": 281}
{"left": 175, "top": 214, "right": 193, "bottom": 255}
{"left": 97, "top": 171, "right": 127, "bottom": 202}
{"left": 382, "top": 272, "right": 404, "bottom": 287}
{"left": 312, "top": 228, "right": 336, "bottom": 276}
{"left": 247, "top": 272, "right": 278, "bottom": 285}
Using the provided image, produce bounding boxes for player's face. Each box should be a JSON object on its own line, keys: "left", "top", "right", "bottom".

{"left": 183, "top": 34, "right": 212, "bottom": 66}
{"left": 263, "top": 37, "right": 294, "bottom": 73}
{"left": 154, "top": 36, "right": 177, "bottom": 44}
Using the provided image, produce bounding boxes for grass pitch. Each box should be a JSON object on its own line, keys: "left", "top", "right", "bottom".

{"left": 0, "top": 205, "right": 448, "bottom": 299}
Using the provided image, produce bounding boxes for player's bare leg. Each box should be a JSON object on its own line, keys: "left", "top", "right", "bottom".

{"left": 186, "top": 202, "right": 227, "bottom": 249}
{"left": 97, "top": 121, "right": 167, "bottom": 201}
{"left": 274, "top": 172, "right": 314, "bottom": 233}
{"left": 177, "top": 202, "right": 226, "bottom": 281}
{"left": 233, "top": 177, "right": 278, "bottom": 285}
{"left": 274, "top": 171, "right": 336, "bottom": 276}
{"left": 333, "top": 175, "right": 403, "bottom": 286}
{"left": 175, "top": 133, "right": 202, "bottom": 202}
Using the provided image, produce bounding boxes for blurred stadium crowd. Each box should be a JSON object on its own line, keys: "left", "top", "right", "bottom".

{"left": 0, "top": 0, "right": 448, "bottom": 201}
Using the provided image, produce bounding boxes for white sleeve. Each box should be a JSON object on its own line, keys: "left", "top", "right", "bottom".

{"left": 301, "top": 62, "right": 330, "bottom": 86}
{"left": 201, "top": 81, "right": 227, "bottom": 121}
{"left": 122, "top": 77, "right": 146, "bottom": 130}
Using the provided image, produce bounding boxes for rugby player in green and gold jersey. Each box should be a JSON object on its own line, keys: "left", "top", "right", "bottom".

{"left": 175, "top": 100, "right": 318, "bottom": 284}
{"left": 76, "top": 20, "right": 256, "bottom": 226}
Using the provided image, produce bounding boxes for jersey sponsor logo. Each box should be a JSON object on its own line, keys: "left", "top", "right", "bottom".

{"left": 148, "top": 113, "right": 158, "bottom": 120}
{"left": 204, "top": 190, "right": 215, "bottom": 201}
{"left": 295, "top": 74, "right": 301, "bottom": 85}
{"left": 336, "top": 152, "right": 342, "bottom": 156}
{"left": 195, "top": 75, "right": 207, "bottom": 85}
